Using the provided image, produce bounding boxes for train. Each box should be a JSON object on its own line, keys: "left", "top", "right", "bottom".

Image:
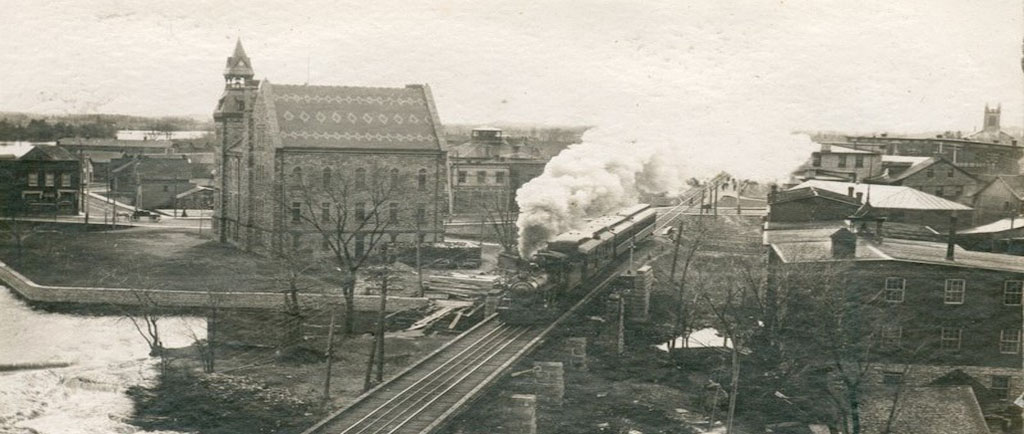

{"left": 497, "top": 204, "right": 658, "bottom": 324}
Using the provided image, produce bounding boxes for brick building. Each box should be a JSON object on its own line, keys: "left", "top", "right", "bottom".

{"left": 790, "top": 179, "right": 973, "bottom": 229}
{"left": 973, "top": 175, "right": 1024, "bottom": 226}
{"left": 448, "top": 127, "right": 546, "bottom": 215}
{"left": 801, "top": 144, "right": 883, "bottom": 182}
{"left": 213, "top": 40, "right": 448, "bottom": 257}
{"left": 866, "top": 156, "right": 982, "bottom": 206}
{"left": 0, "top": 145, "right": 81, "bottom": 215}
{"left": 764, "top": 218, "right": 1024, "bottom": 420}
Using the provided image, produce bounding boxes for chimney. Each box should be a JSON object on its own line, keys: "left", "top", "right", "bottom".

{"left": 821, "top": 143, "right": 832, "bottom": 152}
{"left": 855, "top": 192, "right": 863, "bottom": 203}
{"left": 946, "top": 215, "right": 958, "bottom": 261}
{"left": 769, "top": 184, "right": 778, "bottom": 202}
{"left": 847, "top": 186, "right": 854, "bottom": 197}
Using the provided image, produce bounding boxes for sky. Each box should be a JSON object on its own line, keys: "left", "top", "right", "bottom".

{"left": 1, "top": 0, "right": 1022, "bottom": 178}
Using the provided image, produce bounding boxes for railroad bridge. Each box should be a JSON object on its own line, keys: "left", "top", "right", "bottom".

{"left": 300, "top": 175, "right": 745, "bottom": 434}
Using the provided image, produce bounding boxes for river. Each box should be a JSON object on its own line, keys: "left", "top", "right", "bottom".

{"left": 0, "top": 289, "right": 204, "bottom": 434}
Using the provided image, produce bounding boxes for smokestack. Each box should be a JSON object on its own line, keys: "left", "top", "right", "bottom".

{"left": 946, "top": 215, "right": 958, "bottom": 261}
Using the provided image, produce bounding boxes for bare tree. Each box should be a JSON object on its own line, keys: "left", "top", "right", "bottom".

{"left": 283, "top": 163, "right": 405, "bottom": 399}
{"left": 476, "top": 186, "right": 517, "bottom": 254}
{"left": 660, "top": 216, "right": 711, "bottom": 356}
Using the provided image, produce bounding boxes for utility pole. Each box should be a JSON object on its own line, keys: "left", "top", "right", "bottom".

{"left": 617, "top": 294, "right": 625, "bottom": 355}
{"left": 416, "top": 219, "right": 423, "bottom": 297}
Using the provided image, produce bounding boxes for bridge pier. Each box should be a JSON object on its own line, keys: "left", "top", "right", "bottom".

{"left": 500, "top": 394, "right": 537, "bottom": 434}
{"left": 564, "top": 337, "right": 588, "bottom": 371}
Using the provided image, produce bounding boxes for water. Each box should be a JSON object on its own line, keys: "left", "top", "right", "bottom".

{"left": 0, "top": 288, "right": 204, "bottom": 434}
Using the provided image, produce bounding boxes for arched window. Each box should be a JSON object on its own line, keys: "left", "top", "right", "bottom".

{"left": 417, "top": 168, "right": 427, "bottom": 191}
{"left": 322, "top": 167, "right": 332, "bottom": 189}
{"left": 390, "top": 168, "right": 400, "bottom": 189}
{"left": 291, "top": 166, "right": 303, "bottom": 185}
{"left": 355, "top": 167, "right": 366, "bottom": 189}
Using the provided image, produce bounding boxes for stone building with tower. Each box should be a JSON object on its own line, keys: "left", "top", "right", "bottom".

{"left": 212, "top": 40, "right": 448, "bottom": 257}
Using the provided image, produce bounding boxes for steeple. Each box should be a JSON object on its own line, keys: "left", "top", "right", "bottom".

{"left": 224, "top": 38, "right": 254, "bottom": 87}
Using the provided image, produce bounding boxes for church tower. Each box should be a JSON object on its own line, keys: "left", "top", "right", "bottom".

{"left": 983, "top": 104, "right": 1001, "bottom": 131}
{"left": 213, "top": 39, "right": 258, "bottom": 243}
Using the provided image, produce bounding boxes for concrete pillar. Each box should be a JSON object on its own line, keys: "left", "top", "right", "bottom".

{"left": 532, "top": 361, "right": 565, "bottom": 406}
{"left": 565, "top": 337, "right": 588, "bottom": 371}
{"left": 501, "top": 394, "right": 537, "bottom": 434}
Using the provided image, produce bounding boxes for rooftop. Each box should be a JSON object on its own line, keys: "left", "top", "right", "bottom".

{"left": 792, "top": 180, "right": 971, "bottom": 211}
{"left": 960, "top": 215, "right": 1024, "bottom": 235}
{"left": 860, "top": 386, "right": 989, "bottom": 434}
{"left": 771, "top": 186, "right": 862, "bottom": 206}
{"left": 263, "top": 82, "right": 443, "bottom": 151}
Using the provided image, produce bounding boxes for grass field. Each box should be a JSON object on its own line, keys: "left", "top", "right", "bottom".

{"left": 0, "top": 227, "right": 320, "bottom": 293}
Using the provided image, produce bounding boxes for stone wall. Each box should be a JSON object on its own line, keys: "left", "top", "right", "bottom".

{"left": 0, "top": 259, "right": 427, "bottom": 312}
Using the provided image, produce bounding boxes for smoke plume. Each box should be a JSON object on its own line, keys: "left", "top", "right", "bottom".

{"left": 515, "top": 126, "right": 692, "bottom": 258}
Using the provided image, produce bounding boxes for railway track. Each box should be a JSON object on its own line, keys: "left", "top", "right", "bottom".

{"left": 654, "top": 172, "right": 729, "bottom": 232}
{"left": 303, "top": 243, "right": 644, "bottom": 434}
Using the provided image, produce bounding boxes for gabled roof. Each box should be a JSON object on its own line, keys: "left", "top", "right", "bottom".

{"left": 881, "top": 155, "right": 930, "bottom": 165}
{"left": 770, "top": 186, "right": 862, "bottom": 206}
{"left": 261, "top": 81, "right": 444, "bottom": 151}
{"left": 878, "top": 156, "right": 977, "bottom": 184}
{"left": 860, "top": 386, "right": 989, "bottom": 434}
{"left": 792, "top": 180, "right": 971, "bottom": 211}
{"left": 0, "top": 142, "right": 42, "bottom": 159}
{"left": 960, "top": 215, "right": 1024, "bottom": 234}
{"left": 20, "top": 145, "right": 77, "bottom": 161}
{"left": 111, "top": 157, "right": 191, "bottom": 180}
{"left": 981, "top": 175, "right": 1024, "bottom": 201}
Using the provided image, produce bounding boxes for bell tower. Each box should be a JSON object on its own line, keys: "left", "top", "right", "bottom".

{"left": 983, "top": 104, "right": 1001, "bottom": 132}
{"left": 213, "top": 39, "right": 257, "bottom": 243}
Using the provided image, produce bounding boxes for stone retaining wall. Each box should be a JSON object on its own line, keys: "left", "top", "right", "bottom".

{"left": 0, "top": 259, "right": 428, "bottom": 312}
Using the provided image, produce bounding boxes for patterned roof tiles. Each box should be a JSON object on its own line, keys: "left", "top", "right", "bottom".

{"left": 264, "top": 83, "right": 441, "bottom": 151}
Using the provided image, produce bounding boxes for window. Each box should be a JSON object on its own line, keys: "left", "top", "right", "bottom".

{"left": 417, "top": 168, "right": 427, "bottom": 191}
{"left": 61, "top": 173, "right": 71, "bottom": 187}
{"left": 882, "top": 371, "right": 904, "bottom": 385}
{"left": 163, "top": 185, "right": 169, "bottom": 192}
{"left": 855, "top": 155, "right": 865, "bottom": 168}
{"left": 953, "top": 185, "right": 963, "bottom": 197}
{"left": 416, "top": 205, "right": 426, "bottom": 225}
{"left": 926, "top": 168, "right": 934, "bottom": 178}
{"left": 389, "top": 202, "right": 398, "bottom": 224}
{"left": 418, "top": 232, "right": 426, "bottom": 244}
{"left": 390, "top": 168, "right": 400, "bottom": 189}
{"left": 355, "top": 234, "right": 365, "bottom": 258}
{"left": 389, "top": 233, "right": 399, "bottom": 243}
{"left": 812, "top": 154, "right": 821, "bottom": 167}
{"left": 884, "top": 277, "right": 905, "bottom": 303}
{"left": 837, "top": 155, "right": 847, "bottom": 168}
{"left": 881, "top": 326, "right": 902, "bottom": 349}
{"left": 27, "top": 172, "right": 37, "bottom": 187}
{"left": 495, "top": 172, "right": 505, "bottom": 184}
{"left": 291, "top": 166, "right": 303, "bottom": 185}
{"left": 1005, "top": 281, "right": 1022, "bottom": 305}
{"left": 322, "top": 167, "right": 332, "bottom": 189}
{"left": 935, "top": 186, "right": 944, "bottom": 197}
{"left": 476, "top": 171, "right": 486, "bottom": 184}
{"left": 321, "top": 236, "right": 330, "bottom": 251}
{"left": 947, "top": 168, "right": 955, "bottom": 178}
{"left": 291, "top": 233, "right": 301, "bottom": 251}
{"left": 44, "top": 173, "right": 54, "bottom": 187}
{"left": 321, "top": 202, "right": 330, "bottom": 222}
{"left": 355, "top": 202, "right": 366, "bottom": 221}
{"left": 355, "top": 168, "right": 367, "bottom": 189}
{"left": 940, "top": 327, "right": 961, "bottom": 351}
{"left": 992, "top": 376, "right": 1011, "bottom": 399}
{"left": 457, "top": 171, "right": 467, "bottom": 184}
{"left": 943, "top": 279, "right": 965, "bottom": 304}
{"left": 291, "top": 202, "right": 301, "bottom": 223}
{"left": 1000, "top": 329, "right": 1021, "bottom": 354}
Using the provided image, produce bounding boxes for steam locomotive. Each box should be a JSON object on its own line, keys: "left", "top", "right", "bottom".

{"left": 497, "top": 204, "right": 658, "bottom": 324}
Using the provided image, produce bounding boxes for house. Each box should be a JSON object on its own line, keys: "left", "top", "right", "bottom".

{"left": 790, "top": 180, "right": 973, "bottom": 229}
{"left": 972, "top": 175, "right": 1024, "bottom": 225}
{"left": 958, "top": 217, "right": 1024, "bottom": 255}
{"left": 213, "top": 40, "right": 448, "bottom": 257}
{"left": 448, "top": 127, "right": 547, "bottom": 215}
{"left": 764, "top": 217, "right": 1024, "bottom": 417}
{"left": 0, "top": 145, "right": 81, "bottom": 215}
{"left": 109, "top": 155, "right": 193, "bottom": 209}
{"left": 800, "top": 144, "right": 883, "bottom": 182}
{"left": 866, "top": 156, "right": 982, "bottom": 206}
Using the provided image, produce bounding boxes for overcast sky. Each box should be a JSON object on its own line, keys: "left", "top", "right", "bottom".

{"left": 1, "top": 1, "right": 1021, "bottom": 141}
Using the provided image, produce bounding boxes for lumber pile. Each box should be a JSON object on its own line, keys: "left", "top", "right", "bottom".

{"left": 424, "top": 272, "right": 502, "bottom": 300}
